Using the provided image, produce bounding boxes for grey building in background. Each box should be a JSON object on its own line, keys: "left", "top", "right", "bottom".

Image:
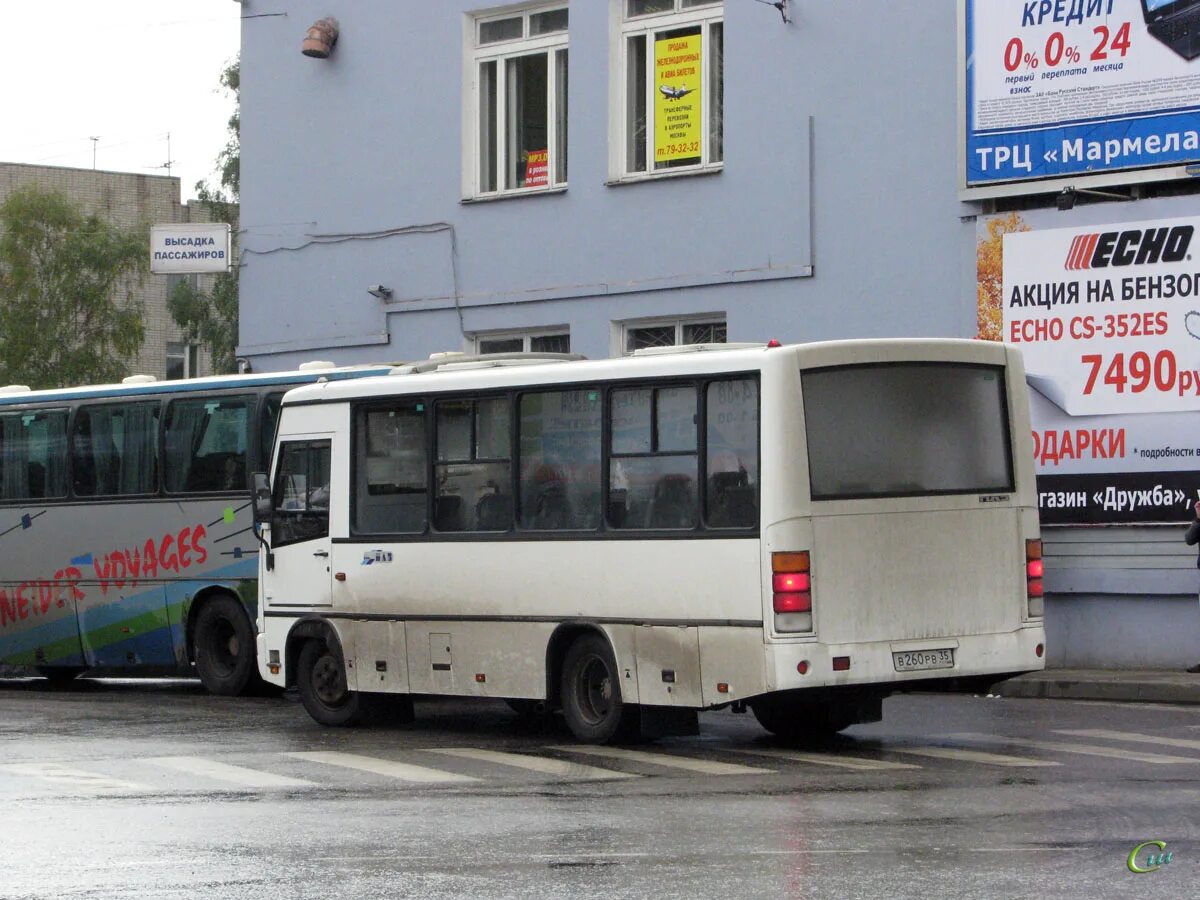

{"left": 0, "top": 162, "right": 212, "bottom": 382}
{"left": 237, "top": 0, "right": 1199, "bottom": 669}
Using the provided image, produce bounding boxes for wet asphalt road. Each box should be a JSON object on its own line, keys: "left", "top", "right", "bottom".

{"left": 0, "top": 679, "right": 1197, "bottom": 900}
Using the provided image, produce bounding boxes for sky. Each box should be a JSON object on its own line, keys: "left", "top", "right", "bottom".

{"left": 2, "top": 2, "right": 241, "bottom": 200}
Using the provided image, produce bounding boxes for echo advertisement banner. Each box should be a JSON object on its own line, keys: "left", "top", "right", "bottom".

{"left": 964, "top": 0, "right": 1200, "bottom": 186}
{"left": 977, "top": 208, "right": 1200, "bottom": 524}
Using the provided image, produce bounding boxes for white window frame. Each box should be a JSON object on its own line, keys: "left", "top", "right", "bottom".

{"left": 471, "top": 327, "right": 571, "bottom": 355}
{"left": 613, "top": 314, "right": 727, "bottom": 356}
{"left": 463, "top": 3, "right": 569, "bottom": 201}
{"left": 166, "top": 340, "right": 200, "bottom": 380}
{"left": 608, "top": 0, "right": 723, "bottom": 183}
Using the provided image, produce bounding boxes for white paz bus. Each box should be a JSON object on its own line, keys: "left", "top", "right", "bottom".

{"left": 253, "top": 340, "right": 1045, "bottom": 743}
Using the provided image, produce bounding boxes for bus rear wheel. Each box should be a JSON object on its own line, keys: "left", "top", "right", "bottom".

{"left": 560, "top": 634, "right": 638, "bottom": 744}
{"left": 35, "top": 666, "right": 85, "bottom": 686}
{"left": 296, "top": 639, "right": 365, "bottom": 727}
{"left": 193, "top": 596, "right": 257, "bottom": 696}
{"left": 750, "top": 694, "right": 866, "bottom": 742}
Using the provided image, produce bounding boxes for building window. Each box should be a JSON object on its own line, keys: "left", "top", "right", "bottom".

{"left": 468, "top": 4, "right": 569, "bottom": 199}
{"left": 622, "top": 317, "right": 726, "bottom": 353}
{"left": 166, "top": 341, "right": 199, "bottom": 381}
{"left": 616, "top": 0, "right": 723, "bottom": 179}
{"left": 476, "top": 330, "right": 571, "bottom": 355}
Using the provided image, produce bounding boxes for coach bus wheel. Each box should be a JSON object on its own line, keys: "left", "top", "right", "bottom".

{"left": 750, "top": 695, "right": 858, "bottom": 742}
{"left": 297, "top": 640, "right": 364, "bottom": 727}
{"left": 193, "top": 596, "right": 256, "bottom": 696}
{"left": 35, "top": 666, "right": 85, "bottom": 686}
{"left": 560, "top": 634, "right": 638, "bottom": 744}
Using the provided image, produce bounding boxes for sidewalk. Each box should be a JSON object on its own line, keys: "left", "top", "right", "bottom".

{"left": 991, "top": 668, "right": 1200, "bottom": 705}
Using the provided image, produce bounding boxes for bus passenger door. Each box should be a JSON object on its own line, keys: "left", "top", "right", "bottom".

{"left": 265, "top": 438, "right": 334, "bottom": 609}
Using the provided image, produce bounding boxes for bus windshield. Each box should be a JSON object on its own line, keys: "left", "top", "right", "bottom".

{"left": 802, "top": 362, "right": 1014, "bottom": 500}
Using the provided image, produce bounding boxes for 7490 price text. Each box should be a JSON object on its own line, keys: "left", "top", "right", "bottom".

{"left": 1081, "top": 350, "right": 1200, "bottom": 398}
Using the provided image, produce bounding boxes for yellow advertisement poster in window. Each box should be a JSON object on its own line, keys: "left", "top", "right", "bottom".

{"left": 654, "top": 33, "right": 703, "bottom": 163}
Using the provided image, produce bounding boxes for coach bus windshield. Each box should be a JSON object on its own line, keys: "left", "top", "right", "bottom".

{"left": 802, "top": 362, "right": 1014, "bottom": 501}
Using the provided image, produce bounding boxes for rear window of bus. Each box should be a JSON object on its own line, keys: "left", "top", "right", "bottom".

{"left": 801, "top": 363, "right": 1014, "bottom": 500}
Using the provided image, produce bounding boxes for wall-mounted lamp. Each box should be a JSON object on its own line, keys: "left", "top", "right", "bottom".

{"left": 302, "top": 17, "right": 340, "bottom": 58}
{"left": 1056, "top": 186, "right": 1134, "bottom": 211}
{"left": 367, "top": 284, "right": 393, "bottom": 300}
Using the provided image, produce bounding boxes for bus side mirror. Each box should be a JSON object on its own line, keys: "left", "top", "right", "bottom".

{"left": 252, "top": 472, "right": 273, "bottom": 524}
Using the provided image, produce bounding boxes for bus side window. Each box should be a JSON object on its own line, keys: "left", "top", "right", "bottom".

{"left": 705, "top": 379, "right": 758, "bottom": 528}
{"left": 0, "top": 410, "right": 69, "bottom": 502}
{"left": 608, "top": 386, "right": 698, "bottom": 530}
{"left": 517, "top": 389, "right": 601, "bottom": 531}
{"left": 71, "top": 403, "right": 160, "bottom": 497}
{"left": 354, "top": 402, "right": 428, "bottom": 534}
{"left": 164, "top": 396, "right": 252, "bottom": 493}
{"left": 434, "top": 398, "right": 512, "bottom": 532}
{"left": 259, "top": 393, "right": 284, "bottom": 471}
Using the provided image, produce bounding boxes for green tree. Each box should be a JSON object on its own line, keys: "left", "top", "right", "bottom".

{"left": 170, "top": 57, "right": 240, "bottom": 374}
{"left": 0, "top": 186, "right": 147, "bottom": 389}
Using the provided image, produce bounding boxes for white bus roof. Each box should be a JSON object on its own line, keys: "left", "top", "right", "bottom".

{"left": 281, "top": 339, "right": 1013, "bottom": 406}
{"left": 0, "top": 362, "right": 396, "bottom": 409}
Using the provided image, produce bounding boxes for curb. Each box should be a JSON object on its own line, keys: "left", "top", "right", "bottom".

{"left": 992, "top": 673, "right": 1200, "bottom": 705}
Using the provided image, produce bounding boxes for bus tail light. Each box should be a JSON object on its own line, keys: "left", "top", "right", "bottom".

{"left": 773, "top": 551, "right": 813, "bottom": 633}
{"left": 1026, "top": 539, "right": 1044, "bottom": 617}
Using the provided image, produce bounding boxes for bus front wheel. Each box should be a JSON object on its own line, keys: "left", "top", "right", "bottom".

{"left": 560, "top": 634, "right": 638, "bottom": 744}
{"left": 193, "top": 596, "right": 257, "bottom": 696}
{"left": 296, "top": 640, "right": 365, "bottom": 727}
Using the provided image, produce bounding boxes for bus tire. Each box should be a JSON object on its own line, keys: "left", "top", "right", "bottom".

{"left": 750, "top": 695, "right": 858, "bottom": 741}
{"left": 296, "top": 639, "right": 365, "bottom": 727}
{"left": 36, "top": 666, "right": 85, "bottom": 686}
{"left": 560, "top": 634, "right": 638, "bottom": 744}
{"left": 193, "top": 596, "right": 256, "bottom": 696}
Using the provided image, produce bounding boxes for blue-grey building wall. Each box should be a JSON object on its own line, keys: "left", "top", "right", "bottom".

{"left": 238, "top": 0, "right": 974, "bottom": 364}
{"left": 238, "top": 1, "right": 1200, "bottom": 669}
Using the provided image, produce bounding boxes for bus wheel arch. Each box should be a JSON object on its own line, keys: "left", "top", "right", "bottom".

{"left": 553, "top": 626, "right": 640, "bottom": 744}
{"left": 288, "top": 620, "right": 364, "bottom": 726}
{"left": 188, "top": 589, "right": 258, "bottom": 696}
{"left": 545, "top": 623, "right": 613, "bottom": 711}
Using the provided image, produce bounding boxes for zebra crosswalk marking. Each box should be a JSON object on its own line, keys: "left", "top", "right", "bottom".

{"left": 548, "top": 745, "right": 772, "bottom": 775}
{"left": 885, "top": 746, "right": 1060, "bottom": 767}
{"left": 1054, "top": 729, "right": 1200, "bottom": 752}
{"left": 146, "top": 756, "right": 316, "bottom": 788}
{"left": 425, "top": 748, "right": 636, "bottom": 780}
{"left": 728, "top": 747, "right": 919, "bottom": 771}
{"left": 946, "top": 732, "right": 1200, "bottom": 765}
{"left": 0, "top": 762, "right": 145, "bottom": 794}
{"left": 285, "top": 751, "right": 478, "bottom": 783}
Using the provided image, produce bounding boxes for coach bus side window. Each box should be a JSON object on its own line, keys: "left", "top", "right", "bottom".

{"left": 0, "top": 410, "right": 69, "bottom": 502}
{"left": 272, "top": 440, "right": 331, "bottom": 546}
{"left": 164, "top": 396, "right": 253, "bottom": 493}
{"left": 608, "top": 386, "right": 698, "bottom": 529}
{"left": 259, "top": 393, "right": 284, "bottom": 470}
{"left": 705, "top": 379, "right": 758, "bottom": 528}
{"left": 518, "top": 389, "right": 601, "bottom": 530}
{"left": 72, "top": 402, "right": 160, "bottom": 497}
{"left": 434, "top": 397, "right": 512, "bottom": 532}
{"left": 354, "top": 402, "right": 428, "bottom": 534}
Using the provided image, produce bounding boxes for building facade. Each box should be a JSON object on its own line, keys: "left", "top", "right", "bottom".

{"left": 0, "top": 162, "right": 213, "bottom": 382}
{"left": 238, "top": 0, "right": 1200, "bottom": 669}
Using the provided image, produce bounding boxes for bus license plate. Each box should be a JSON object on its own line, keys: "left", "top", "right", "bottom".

{"left": 892, "top": 648, "right": 955, "bottom": 672}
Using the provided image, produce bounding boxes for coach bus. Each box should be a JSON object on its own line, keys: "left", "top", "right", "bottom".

{"left": 253, "top": 340, "right": 1045, "bottom": 742}
{"left": 0, "top": 362, "right": 391, "bottom": 694}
